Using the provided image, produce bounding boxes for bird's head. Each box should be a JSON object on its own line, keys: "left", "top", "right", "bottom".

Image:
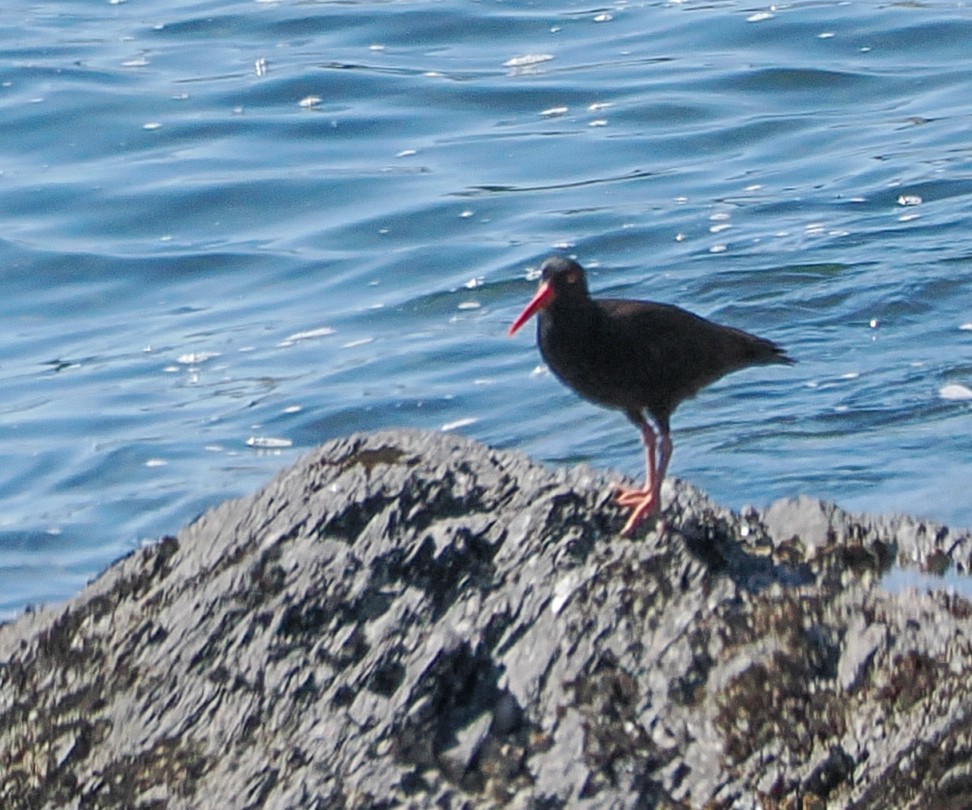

{"left": 507, "top": 257, "right": 590, "bottom": 336}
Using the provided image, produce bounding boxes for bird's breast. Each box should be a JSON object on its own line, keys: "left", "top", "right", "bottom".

{"left": 537, "top": 311, "right": 649, "bottom": 411}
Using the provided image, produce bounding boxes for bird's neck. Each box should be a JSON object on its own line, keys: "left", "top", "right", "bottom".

{"left": 544, "top": 297, "right": 600, "bottom": 329}
{"left": 538, "top": 299, "right": 602, "bottom": 348}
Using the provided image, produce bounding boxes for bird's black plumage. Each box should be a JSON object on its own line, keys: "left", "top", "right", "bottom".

{"left": 532, "top": 257, "right": 792, "bottom": 431}
{"left": 508, "top": 256, "right": 792, "bottom": 535}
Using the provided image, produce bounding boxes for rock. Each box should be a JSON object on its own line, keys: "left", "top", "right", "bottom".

{"left": 1, "top": 428, "right": 971, "bottom": 809}
{"left": 762, "top": 495, "right": 840, "bottom": 554}
{"left": 838, "top": 616, "right": 886, "bottom": 693}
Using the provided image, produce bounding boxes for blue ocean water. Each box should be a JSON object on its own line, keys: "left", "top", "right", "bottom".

{"left": 2, "top": 0, "right": 971, "bottom": 618}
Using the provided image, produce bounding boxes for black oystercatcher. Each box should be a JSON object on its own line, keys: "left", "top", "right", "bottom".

{"left": 508, "top": 257, "right": 793, "bottom": 536}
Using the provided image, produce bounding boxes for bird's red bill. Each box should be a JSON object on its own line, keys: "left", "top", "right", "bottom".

{"left": 508, "top": 281, "right": 554, "bottom": 336}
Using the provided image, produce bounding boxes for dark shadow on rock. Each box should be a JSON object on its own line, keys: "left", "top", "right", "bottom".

{"left": 661, "top": 488, "right": 816, "bottom": 592}
{"left": 392, "top": 639, "right": 529, "bottom": 794}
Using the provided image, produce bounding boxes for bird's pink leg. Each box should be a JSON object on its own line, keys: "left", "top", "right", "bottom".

{"left": 615, "top": 424, "right": 672, "bottom": 536}
{"left": 656, "top": 431, "right": 672, "bottom": 485}
{"left": 615, "top": 421, "right": 657, "bottom": 505}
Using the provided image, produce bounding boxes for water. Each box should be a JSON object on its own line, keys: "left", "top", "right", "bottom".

{"left": 2, "top": 0, "right": 971, "bottom": 619}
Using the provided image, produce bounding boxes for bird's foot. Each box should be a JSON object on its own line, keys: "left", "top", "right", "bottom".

{"left": 614, "top": 485, "right": 651, "bottom": 508}
{"left": 613, "top": 484, "right": 660, "bottom": 537}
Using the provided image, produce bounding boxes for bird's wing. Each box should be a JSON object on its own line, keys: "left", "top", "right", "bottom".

{"left": 596, "top": 298, "right": 769, "bottom": 407}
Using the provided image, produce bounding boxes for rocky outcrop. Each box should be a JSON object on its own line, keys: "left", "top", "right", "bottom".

{"left": 1, "top": 429, "right": 971, "bottom": 809}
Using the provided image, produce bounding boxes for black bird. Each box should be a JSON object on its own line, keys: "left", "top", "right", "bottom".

{"left": 508, "top": 256, "right": 793, "bottom": 536}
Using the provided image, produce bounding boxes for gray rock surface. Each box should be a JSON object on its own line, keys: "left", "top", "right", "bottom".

{"left": 2, "top": 429, "right": 972, "bottom": 809}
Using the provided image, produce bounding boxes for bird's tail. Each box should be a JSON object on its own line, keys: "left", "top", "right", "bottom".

{"left": 748, "top": 335, "right": 794, "bottom": 367}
